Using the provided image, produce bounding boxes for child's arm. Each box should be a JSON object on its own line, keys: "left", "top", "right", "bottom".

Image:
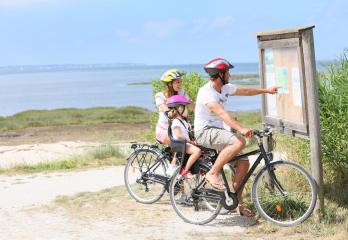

{"left": 173, "top": 126, "right": 187, "bottom": 141}
{"left": 173, "top": 126, "right": 197, "bottom": 145}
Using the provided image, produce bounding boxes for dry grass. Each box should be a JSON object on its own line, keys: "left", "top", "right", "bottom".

{"left": 42, "top": 186, "right": 348, "bottom": 240}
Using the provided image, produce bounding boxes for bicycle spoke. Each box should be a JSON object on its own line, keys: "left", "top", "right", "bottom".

{"left": 252, "top": 161, "right": 317, "bottom": 226}
{"left": 124, "top": 149, "right": 167, "bottom": 204}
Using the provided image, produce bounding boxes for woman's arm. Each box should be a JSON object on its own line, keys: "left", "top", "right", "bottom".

{"left": 158, "top": 103, "right": 169, "bottom": 112}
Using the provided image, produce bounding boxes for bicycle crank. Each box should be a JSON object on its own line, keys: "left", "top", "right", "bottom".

{"left": 221, "top": 191, "right": 238, "bottom": 210}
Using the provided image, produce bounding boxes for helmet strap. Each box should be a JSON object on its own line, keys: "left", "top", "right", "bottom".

{"left": 218, "top": 72, "right": 227, "bottom": 85}
{"left": 174, "top": 105, "right": 186, "bottom": 119}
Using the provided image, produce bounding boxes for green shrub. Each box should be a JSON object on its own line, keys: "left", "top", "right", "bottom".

{"left": 147, "top": 72, "right": 208, "bottom": 141}
{"left": 0, "top": 106, "right": 151, "bottom": 131}
{"left": 317, "top": 49, "right": 348, "bottom": 205}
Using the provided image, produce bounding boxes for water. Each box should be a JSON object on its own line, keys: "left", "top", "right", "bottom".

{"left": 0, "top": 63, "right": 261, "bottom": 116}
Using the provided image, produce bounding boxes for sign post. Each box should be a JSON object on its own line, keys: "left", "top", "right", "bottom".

{"left": 256, "top": 26, "right": 324, "bottom": 215}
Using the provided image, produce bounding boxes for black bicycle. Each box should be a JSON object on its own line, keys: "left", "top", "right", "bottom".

{"left": 169, "top": 127, "right": 318, "bottom": 226}
{"left": 123, "top": 141, "right": 232, "bottom": 206}
{"left": 124, "top": 142, "right": 174, "bottom": 204}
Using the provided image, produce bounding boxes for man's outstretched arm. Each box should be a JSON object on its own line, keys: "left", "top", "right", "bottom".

{"left": 233, "top": 86, "right": 279, "bottom": 96}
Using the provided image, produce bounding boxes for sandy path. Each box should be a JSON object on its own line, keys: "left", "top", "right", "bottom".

{"left": 0, "top": 141, "right": 134, "bottom": 169}
{"left": 0, "top": 166, "right": 125, "bottom": 210}
{"left": 0, "top": 166, "right": 257, "bottom": 240}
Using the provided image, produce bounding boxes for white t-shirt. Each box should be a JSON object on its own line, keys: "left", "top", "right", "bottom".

{"left": 194, "top": 82, "right": 237, "bottom": 131}
{"left": 155, "top": 90, "right": 189, "bottom": 130}
{"left": 171, "top": 118, "right": 190, "bottom": 140}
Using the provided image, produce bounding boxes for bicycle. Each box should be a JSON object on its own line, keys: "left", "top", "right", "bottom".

{"left": 124, "top": 142, "right": 172, "bottom": 204}
{"left": 169, "top": 127, "right": 318, "bottom": 226}
{"left": 123, "top": 140, "right": 231, "bottom": 206}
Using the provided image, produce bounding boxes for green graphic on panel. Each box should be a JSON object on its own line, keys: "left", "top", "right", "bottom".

{"left": 276, "top": 67, "right": 289, "bottom": 94}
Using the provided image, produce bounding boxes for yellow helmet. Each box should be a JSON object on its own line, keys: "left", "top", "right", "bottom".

{"left": 160, "top": 69, "right": 183, "bottom": 83}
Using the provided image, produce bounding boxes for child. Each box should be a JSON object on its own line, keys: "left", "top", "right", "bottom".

{"left": 167, "top": 95, "right": 201, "bottom": 178}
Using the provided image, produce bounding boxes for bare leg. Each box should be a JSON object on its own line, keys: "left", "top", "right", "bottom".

{"left": 205, "top": 137, "right": 245, "bottom": 186}
{"left": 233, "top": 160, "right": 254, "bottom": 217}
{"left": 161, "top": 135, "right": 177, "bottom": 166}
{"left": 185, "top": 143, "right": 201, "bottom": 171}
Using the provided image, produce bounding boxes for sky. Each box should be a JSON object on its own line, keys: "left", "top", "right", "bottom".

{"left": 0, "top": 0, "right": 347, "bottom": 66}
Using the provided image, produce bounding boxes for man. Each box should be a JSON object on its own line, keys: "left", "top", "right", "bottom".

{"left": 194, "top": 58, "right": 279, "bottom": 217}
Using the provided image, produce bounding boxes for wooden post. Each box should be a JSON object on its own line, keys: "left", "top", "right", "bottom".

{"left": 301, "top": 28, "right": 324, "bottom": 216}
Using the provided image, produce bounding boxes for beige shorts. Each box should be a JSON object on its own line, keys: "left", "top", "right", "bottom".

{"left": 195, "top": 126, "right": 237, "bottom": 151}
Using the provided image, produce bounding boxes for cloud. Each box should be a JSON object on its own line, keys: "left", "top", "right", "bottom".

{"left": 0, "top": 0, "right": 65, "bottom": 8}
{"left": 210, "top": 16, "right": 234, "bottom": 29}
{"left": 143, "top": 19, "right": 184, "bottom": 38}
{"left": 116, "top": 30, "right": 143, "bottom": 44}
{"left": 116, "top": 19, "right": 185, "bottom": 44}
{"left": 191, "top": 16, "right": 234, "bottom": 34}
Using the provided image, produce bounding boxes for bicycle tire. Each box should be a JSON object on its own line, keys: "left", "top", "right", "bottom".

{"left": 124, "top": 149, "right": 167, "bottom": 204}
{"left": 252, "top": 160, "right": 317, "bottom": 226}
{"left": 169, "top": 167, "right": 222, "bottom": 225}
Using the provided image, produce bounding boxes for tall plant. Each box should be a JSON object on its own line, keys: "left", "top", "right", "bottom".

{"left": 318, "top": 49, "right": 348, "bottom": 170}
{"left": 317, "top": 49, "right": 348, "bottom": 203}
{"left": 147, "top": 72, "right": 207, "bottom": 140}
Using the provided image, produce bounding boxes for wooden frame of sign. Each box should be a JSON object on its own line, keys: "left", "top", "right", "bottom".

{"left": 256, "top": 26, "right": 316, "bottom": 139}
{"left": 256, "top": 25, "right": 324, "bottom": 215}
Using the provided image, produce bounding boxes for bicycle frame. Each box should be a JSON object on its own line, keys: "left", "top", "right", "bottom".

{"left": 129, "top": 144, "right": 170, "bottom": 186}
{"left": 221, "top": 134, "right": 287, "bottom": 198}
{"left": 193, "top": 132, "right": 287, "bottom": 203}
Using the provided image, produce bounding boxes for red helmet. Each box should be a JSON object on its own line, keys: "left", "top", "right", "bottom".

{"left": 204, "top": 58, "right": 234, "bottom": 76}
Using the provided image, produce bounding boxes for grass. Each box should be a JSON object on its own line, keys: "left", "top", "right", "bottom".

{"left": 229, "top": 111, "right": 262, "bottom": 151}
{"left": 0, "top": 106, "right": 152, "bottom": 131}
{"left": 0, "top": 144, "right": 127, "bottom": 175}
{"left": 50, "top": 185, "right": 348, "bottom": 239}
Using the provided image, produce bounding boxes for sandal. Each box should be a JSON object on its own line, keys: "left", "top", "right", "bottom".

{"left": 204, "top": 177, "right": 226, "bottom": 191}
{"left": 180, "top": 168, "right": 193, "bottom": 179}
{"left": 238, "top": 206, "right": 254, "bottom": 217}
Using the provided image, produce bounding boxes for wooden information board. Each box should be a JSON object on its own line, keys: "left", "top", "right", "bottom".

{"left": 256, "top": 25, "right": 324, "bottom": 214}
{"left": 257, "top": 26, "right": 316, "bottom": 138}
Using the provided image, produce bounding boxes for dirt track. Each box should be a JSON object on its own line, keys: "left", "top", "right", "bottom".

{"left": 0, "top": 166, "right": 257, "bottom": 240}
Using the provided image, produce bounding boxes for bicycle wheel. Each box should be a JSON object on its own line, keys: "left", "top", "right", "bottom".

{"left": 124, "top": 149, "right": 167, "bottom": 204}
{"left": 169, "top": 168, "right": 222, "bottom": 225}
{"left": 252, "top": 160, "right": 317, "bottom": 226}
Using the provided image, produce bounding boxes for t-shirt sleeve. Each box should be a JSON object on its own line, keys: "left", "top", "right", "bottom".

{"left": 226, "top": 83, "right": 237, "bottom": 95}
{"left": 183, "top": 91, "right": 190, "bottom": 101}
{"left": 155, "top": 92, "right": 166, "bottom": 108}
{"left": 171, "top": 119, "right": 181, "bottom": 129}
{"left": 171, "top": 119, "right": 183, "bottom": 134}
{"left": 200, "top": 89, "right": 218, "bottom": 105}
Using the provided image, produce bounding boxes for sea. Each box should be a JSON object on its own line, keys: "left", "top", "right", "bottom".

{"left": 0, "top": 62, "right": 327, "bottom": 117}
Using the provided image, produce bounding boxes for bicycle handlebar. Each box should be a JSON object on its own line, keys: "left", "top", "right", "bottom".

{"left": 252, "top": 127, "right": 273, "bottom": 138}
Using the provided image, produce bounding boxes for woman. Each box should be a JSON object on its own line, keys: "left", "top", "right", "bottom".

{"left": 154, "top": 69, "right": 194, "bottom": 176}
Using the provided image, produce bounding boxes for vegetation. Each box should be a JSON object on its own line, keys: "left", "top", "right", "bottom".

{"left": 148, "top": 71, "right": 211, "bottom": 140}
{"left": 0, "top": 144, "right": 126, "bottom": 174}
{"left": 272, "top": 50, "right": 348, "bottom": 232}
{"left": 0, "top": 106, "right": 151, "bottom": 131}
{"left": 317, "top": 49, "right": 348, "bottom": 205}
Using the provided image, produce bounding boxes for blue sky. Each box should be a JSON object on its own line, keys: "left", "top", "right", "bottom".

{"left": 0, "top": 0, "right": 347, "bottom": 66}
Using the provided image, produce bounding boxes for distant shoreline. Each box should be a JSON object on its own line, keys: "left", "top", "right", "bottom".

{"left": 0, "top": 61, "right": 331, "bottom": 75}
{"left": 128, "top": 73, "right": 260, "bottom": 86}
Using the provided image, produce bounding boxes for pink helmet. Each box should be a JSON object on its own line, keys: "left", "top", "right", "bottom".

{"left": 167, "top": 95, "right": 190, "bottom": 108}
